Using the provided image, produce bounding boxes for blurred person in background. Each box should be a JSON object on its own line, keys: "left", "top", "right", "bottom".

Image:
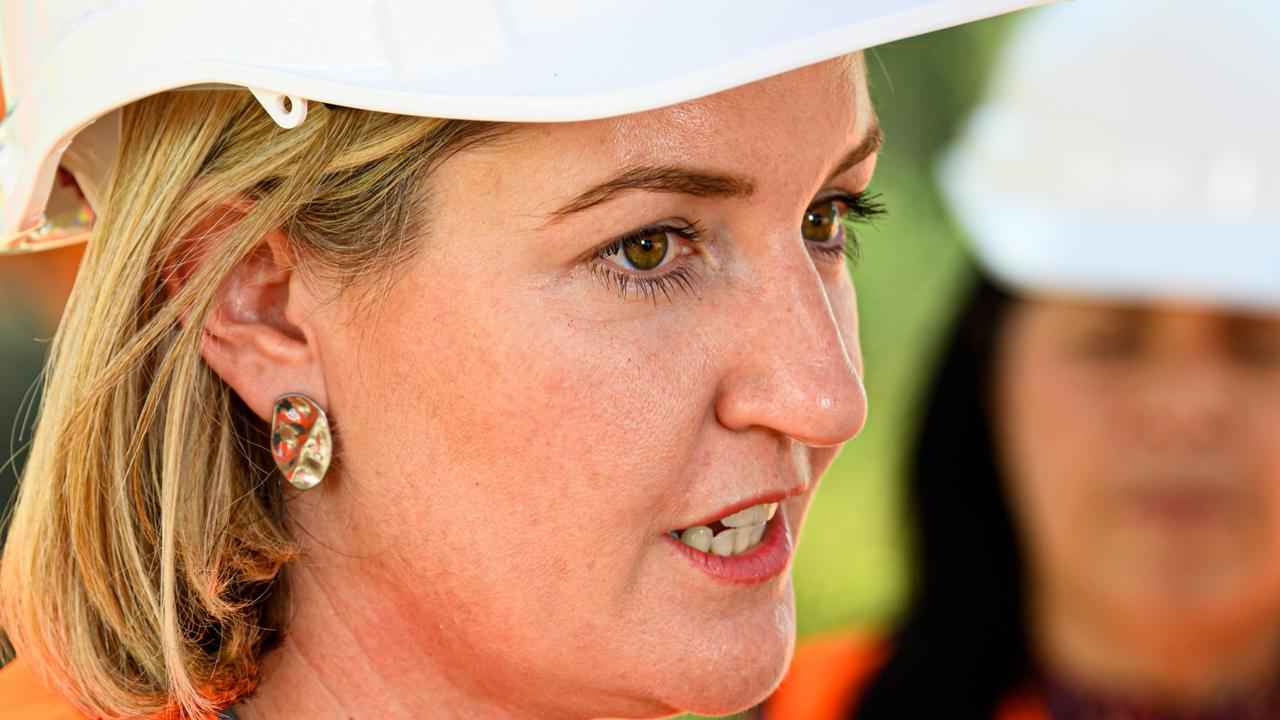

{"left": 767, "top": 1, "right": 1280, "bottom": 718}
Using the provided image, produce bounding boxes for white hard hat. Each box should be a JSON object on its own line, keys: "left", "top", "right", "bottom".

{"left": 0, "top": 0, "right": 1052, "bottom": 256}
{"left": 941, "top": 0, "right": 1280, "bottom": 310}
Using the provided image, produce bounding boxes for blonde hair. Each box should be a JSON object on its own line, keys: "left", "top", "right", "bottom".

{"left": 0, "top": 90, "right": 503, "bottom": 718}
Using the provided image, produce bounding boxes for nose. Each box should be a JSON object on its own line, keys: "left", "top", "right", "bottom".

{"left": 1134, "top": 338, "right": 1233, "bottom": 451}
{"left": 713, "top": 244, "right": 868, "bottom": 447}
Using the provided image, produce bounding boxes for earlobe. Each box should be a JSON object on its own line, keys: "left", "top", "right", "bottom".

{"left": 167, "top": 203, "right": 329, "bottom": 422}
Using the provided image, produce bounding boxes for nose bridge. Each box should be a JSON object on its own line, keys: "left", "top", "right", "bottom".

{"left": 1149, "top": 316, "right": 1229, "bottom": 403}
{"left": 1134, "top": 321, "right": 1232, "bottom": 448}
{"left": 714, "top": 236, "right": 867, "bottom": 447}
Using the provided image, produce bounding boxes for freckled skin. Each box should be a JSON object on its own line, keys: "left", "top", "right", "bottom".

{"left": 219, "top": 60, "right": 878, "bottom": 719}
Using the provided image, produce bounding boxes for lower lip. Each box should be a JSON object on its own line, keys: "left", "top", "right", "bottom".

{"left": 662, "top": 512, "right": 794, "bottom": 585}
{"left": 1127, "top": 492, "right": 1230, "bottom": 527}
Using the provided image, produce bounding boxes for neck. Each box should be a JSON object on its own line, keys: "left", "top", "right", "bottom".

{"left": 1031, "top": 581, "right": 1280, "bottom": 710}
{"left": 232, "top": 561, "right": 519, "bottom": 720}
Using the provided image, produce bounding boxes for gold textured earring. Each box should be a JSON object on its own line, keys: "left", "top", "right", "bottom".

{"left": 270, "top": 394, "right": 332, "bottom": 490}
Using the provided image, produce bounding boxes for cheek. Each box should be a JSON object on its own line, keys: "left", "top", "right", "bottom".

{"left": 1244, "top": 373, "right": 1280, "bottom": 482}
{"left": 995, "top": 342, "right": 1118, "bottom": 566}
{"left": 322, "top": 263, "right": 715, "bottom": 611}
{"left": 1239, "top": 380, "right": 1280, "bottom": 568}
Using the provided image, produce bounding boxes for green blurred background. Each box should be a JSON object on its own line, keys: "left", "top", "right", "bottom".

{"left": 0, "top": 9, "right": 1029, "bottom": 715}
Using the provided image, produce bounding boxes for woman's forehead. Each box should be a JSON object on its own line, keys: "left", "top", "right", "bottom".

{"left": 467, "top": 58, "right": 874, "bottom": 195}
{"left": 602, "top": 58, "right": 869, "bottom": 162}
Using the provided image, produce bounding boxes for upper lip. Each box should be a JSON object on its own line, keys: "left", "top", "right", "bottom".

{"left": 671, "top": 484, "right": 807, "bottom": 531}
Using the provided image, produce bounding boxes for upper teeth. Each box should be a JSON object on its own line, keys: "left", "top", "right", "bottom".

{"left": 721, "top": 502, "right": 778, "bottom": 527}
{"left": 676, "top": 502, "right": 778, "bottom": 557}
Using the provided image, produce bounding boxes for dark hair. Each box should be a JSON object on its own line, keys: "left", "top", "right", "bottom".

{"left": 855, "top": 276, "right": 1031, "bottom": 719}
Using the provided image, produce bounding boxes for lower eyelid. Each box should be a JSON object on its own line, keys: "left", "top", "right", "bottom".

{"left": 809, "top": 226, "right": 847, "bottom": 252}
{"left": 589, "top": 238, "right": 706, "bottom": 302}
{"left": 591, "top": 259, "right": 702, "bottom": 303}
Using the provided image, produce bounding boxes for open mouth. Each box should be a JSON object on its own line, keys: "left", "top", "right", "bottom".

{"left": 667, "top": 501, "right": 779, "bottom": 557}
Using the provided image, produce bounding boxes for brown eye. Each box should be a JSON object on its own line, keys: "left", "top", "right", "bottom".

{"left": 620, "top": 230, "right": 670, "bottom": 271}
{"left": 802, "top": 199, "right": 845, "bottom": 244}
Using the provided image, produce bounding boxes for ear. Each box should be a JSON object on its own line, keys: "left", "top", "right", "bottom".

{"left": 172, "top": 203, "right": 329, "bottom": 422}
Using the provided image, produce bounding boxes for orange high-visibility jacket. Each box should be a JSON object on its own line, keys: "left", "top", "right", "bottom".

{"left": 0, "top": 659, "right": 89, "bottom": 719}
{"left": 763, "top": 631, "right": 1049, "bottom": 720}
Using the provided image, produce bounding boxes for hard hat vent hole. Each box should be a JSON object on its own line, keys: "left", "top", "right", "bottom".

{"left": 1, "top": 166, "right": 98, "bottom": 253}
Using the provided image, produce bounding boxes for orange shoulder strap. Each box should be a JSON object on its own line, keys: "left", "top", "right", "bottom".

{"left": 0, "top": 658, "right": 91, "bottom": 719}
{"left": 765, "top": 630, "right": 890, "bottom": 720}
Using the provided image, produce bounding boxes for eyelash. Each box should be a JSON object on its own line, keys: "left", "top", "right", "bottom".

{"left": 589, "top": 220, "right": 706, "bottom": 304}
{"left": 589, "top": 190, "right": 888, "bottom": 302}
{"left": 809, "top": 191, "right": 887, "bottom": 266}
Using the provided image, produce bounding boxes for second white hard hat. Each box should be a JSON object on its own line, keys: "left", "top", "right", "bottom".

{"left": 941, "top": 0, "right": 1280, "bottom": 310}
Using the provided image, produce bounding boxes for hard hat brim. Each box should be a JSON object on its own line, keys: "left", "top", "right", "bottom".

{"left": 0, "top": 0, "right": 1054, "bottom": 252}
{"left": 940, "top": 148, "right": 1280, "bottom": 312}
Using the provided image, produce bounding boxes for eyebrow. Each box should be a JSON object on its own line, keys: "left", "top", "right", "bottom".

{"left": 547, "top": 165, "right": 755, "bottom": 220}
{"left": 545, "top": 121, "right": 883, "bottom": 222}
{"left": 826, "top": 122, "right": 883, "bottom": 183}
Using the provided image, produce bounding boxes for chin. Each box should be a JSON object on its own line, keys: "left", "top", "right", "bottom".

{"left": 652, "top": 603, "right": 796, "bottom": 717}
{"left": 676, "top": 647, "right": 792, "bottom": 716}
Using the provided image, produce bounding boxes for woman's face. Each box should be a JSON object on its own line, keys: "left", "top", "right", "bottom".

{"left": 995, "top": 297, "right": 1280, "bottom": 646}
{"left": 273, "top": 60, "right": 876, "bottom": 717}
